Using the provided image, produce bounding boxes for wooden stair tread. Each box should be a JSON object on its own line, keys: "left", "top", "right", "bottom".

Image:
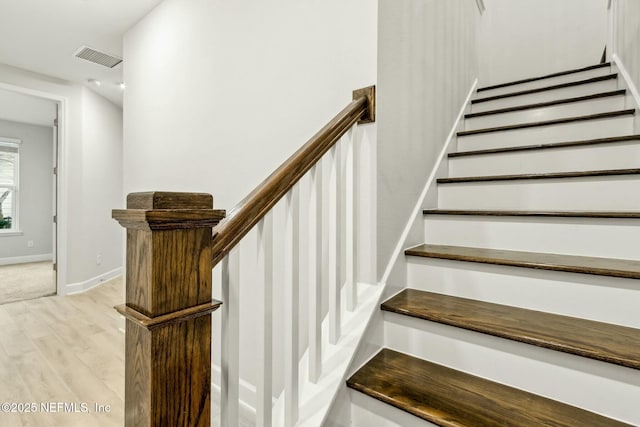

{"left": 465, "top": 90, "right": 626, "bottom": 119}
{"left": 457, "top": 109, "right": 634, "bottom": 137}
{"left": 477, "top": 62, "right": 611, "bottom": 93}
{"left": 449, "top": 135, "right": 640, "bottom": 158}
{"left": 437, "top": 168, "right": 640, "bottom": 184}
{"left": 382, "top": 289, "right": 640, "bottom": 369}
{"left": 405, "top": 244, "right": 640, "bottom": 279}
{"left": 422, "top": 209, "right": 640, "bottom": 218}
{"left": 347, "top": 348, "right": 630, "bottom": 427}
{"left": 472, "top": 73, "right": 618, "bottom": 104}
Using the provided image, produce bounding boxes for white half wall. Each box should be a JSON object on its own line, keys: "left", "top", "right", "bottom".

{"left": 0, "top": 119, "right": 53, "bottom": 261}
{"left": 478, "top": 0, "right": 609, "bottom": 86}
{"left": 376, "top": 0, "right": 479, "bottom": 280}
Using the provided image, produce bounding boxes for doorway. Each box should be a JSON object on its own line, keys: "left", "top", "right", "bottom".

{"left": 0, "top": 87, "right": 60, "bottom": 303}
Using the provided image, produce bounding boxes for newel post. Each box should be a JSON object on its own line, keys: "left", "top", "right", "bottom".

{"left": 112, "top": 192, "right": 226, "bottom": 427}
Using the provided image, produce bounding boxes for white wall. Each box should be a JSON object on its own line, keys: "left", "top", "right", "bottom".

{"left": 376, "top": 0, "right": 479, "bottom": 280}
{"left": 123, "top": 0, "right": 377, "bottom": 410}
{"left": 0, "top": 63, "right": 124, "bottom": 291}
{"left": 615, "top": 0, "right": 640, "bottom": 95}
{"left": 78, "top": 88, "right": 123, "bottom": 285}
{"left": 123, "top": 0, "right": 376, "bottom": 211}
{"left": 478, "top": 0, "right": 608, "bottom": 86}
{"left": 0, "top": 120, "right": 53, "bottom": 261}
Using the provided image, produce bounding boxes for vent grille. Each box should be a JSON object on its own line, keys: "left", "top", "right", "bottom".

{"left": 73, "top": 46, "right": 122, "bottom": 68}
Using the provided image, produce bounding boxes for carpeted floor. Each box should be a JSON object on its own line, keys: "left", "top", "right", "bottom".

{"left": 0, "top": 261, "right": 55, "bottom": 304}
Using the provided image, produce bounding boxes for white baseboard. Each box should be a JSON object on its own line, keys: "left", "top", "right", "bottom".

{"left": 379, "top": 78, "right": 478, "bottom": 285}
{"left": 64, "top": 267, "right": 122, "bottom": 295}
{"left": 0, "top": 253, "right": 52, "bottom": 266}
{"left": 612, "top": 54, "right": 640, "bottom": 111}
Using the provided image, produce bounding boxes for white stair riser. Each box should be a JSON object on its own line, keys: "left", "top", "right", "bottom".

{"left": 406, "top": 258, "right": 640, "bottom": 328}
{"left": 349, "top": 390, "right": 437, "bottom": 427}
{"left": 457, "top": 116, "right": 634, "bottom": 150}
{"left": 423, "top": 216, "right": 640, "bottom": 259}
{"left": 464, "top": 96, "right": 625, "bottom": 131}
{"left": 477, "top": 67, "right": 612, "bottom": 98}
{"left": 471, "top": 80, "right": 618, "bottom": 113}
{"left": 384, "top": 312, "right": 640, "bottom": 425}
{"left": 437, "top": 176, "right": 640, "bottom": 210}
{"left": 449, "top": 142, "right": 640, "bottom": 177}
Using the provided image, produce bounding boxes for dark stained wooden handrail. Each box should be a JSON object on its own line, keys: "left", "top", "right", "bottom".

{"left": 211, "top": 86, "right": 375, "bottom": 267}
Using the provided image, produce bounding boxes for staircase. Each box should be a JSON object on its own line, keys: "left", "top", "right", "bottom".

{"left": 345, "top": 62, "right": 640, "bottom": 426}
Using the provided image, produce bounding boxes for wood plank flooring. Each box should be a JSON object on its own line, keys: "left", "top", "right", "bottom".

{"left": 0, "top": 277, "right": 254, "bottom": 427}
{"left": 0, "top": 277, "right": 125, "bottom": 427}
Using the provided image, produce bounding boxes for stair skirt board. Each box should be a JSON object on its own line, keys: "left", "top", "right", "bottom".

{"left": 464, "top": 94, "right": 626, "bottom": 130}
{"left": 405, "top": 257, "right": 640, "bottom": 329}
{"left": 448, "top": 142, "right": 640, "bottom": 177}
{"left": 477, "top": 63, "right": 611, "bottom": 95}
{"left": 470, "top": 79, "right": 618, "bottom": 113}
{"left": 421, "top": 216, "right": 640, "bottom": 260}
{"left": 456, "top": 114, "right": 634, "bottom": 150}
{"left": 437, "top": 176, "right": 640, "bottom": 210}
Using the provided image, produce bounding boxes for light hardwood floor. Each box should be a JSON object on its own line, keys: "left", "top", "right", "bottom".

{"left": 0, "top": 276, "right": 255, "bottom": 427}
{"left": 0, "top": 276, "right": 125, "bottom": 427}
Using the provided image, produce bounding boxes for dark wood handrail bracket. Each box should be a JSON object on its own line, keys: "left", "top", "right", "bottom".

{"left": 112, "top": 86, "right": 374, "bottom": 426}
{"left": 210, "top": 85, "right": 375, "bottom": 267}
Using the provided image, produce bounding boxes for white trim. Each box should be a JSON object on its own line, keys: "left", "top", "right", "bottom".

{"left": 475, "top": 0, "right": 485, "bottom": 14}
{"left": 65, "top": 267, "right": 122, "bottom": 295}
{"left": 379, "top": 79, "right": 478, "bottom": 285}
{"left": 0, "top": 230, "right": 23, "bottom": 237}
{"left": 0, "top": 253, "right": 52, "bottom": 266}
{"left": 0, "top": 81, "right": 68, "bottom": 293}
{"left": 612, "top": 54, "right": 640, "bottom": 110}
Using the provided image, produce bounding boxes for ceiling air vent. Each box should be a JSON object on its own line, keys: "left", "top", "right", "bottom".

{"left": 73, "top": 46, "right": 122, "bottom": 69}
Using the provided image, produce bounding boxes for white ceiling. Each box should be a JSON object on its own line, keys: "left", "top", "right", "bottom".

{"left": 0, "top": 0, "right": 164, "bottom": 106}
{"left": 0, "top": 88, "right": 57, "bottom": 127}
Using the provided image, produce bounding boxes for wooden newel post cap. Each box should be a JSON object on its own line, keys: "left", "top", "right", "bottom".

{"left": 112, "top": 191, "right": 226, "bottom": 231}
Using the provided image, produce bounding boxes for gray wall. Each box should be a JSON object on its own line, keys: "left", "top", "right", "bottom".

{"left": 376, "top": 0, "right": 479, "bottom": 279}
{"left": 0, "top": 119, "right": 53, "bottom": 261}
{"left": 479, "top": 0, "right": 608, "bottom": 87}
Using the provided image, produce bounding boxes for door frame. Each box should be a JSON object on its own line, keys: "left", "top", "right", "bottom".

{"left": 0, "top": 81, "right": 69, "bottom": 294}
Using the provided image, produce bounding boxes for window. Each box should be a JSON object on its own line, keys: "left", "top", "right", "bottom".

{"left": 0, "top": 139, "right": 19, "bottom": 231}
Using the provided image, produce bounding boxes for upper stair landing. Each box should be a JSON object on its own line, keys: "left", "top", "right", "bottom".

{"left": 477, "top": 62, "right": 612, "bottom": 98}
